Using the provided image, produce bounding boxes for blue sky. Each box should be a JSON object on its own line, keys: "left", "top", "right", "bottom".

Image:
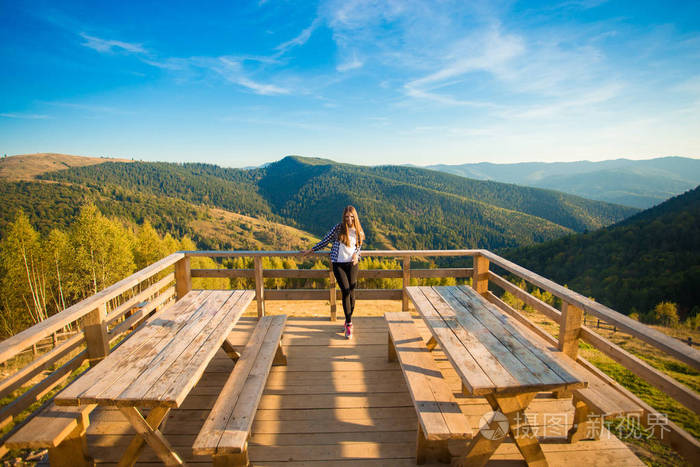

{"left": 1, "top": 0, "right": 699, "bottom": 167}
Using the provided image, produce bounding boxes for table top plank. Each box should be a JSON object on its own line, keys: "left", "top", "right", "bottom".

{"left": 55, "top": 290, "right": 213, "bottom": 405}
{"left": 440, "top": 286, "right": 568, "bottom": 388}
{"left": 422, "top": 287, "right": 533, "bottom": 392}
{"left": 429, "top": 287, "right": 546, "bottom": 390}
{"left": 83, "top": 290, "right": 222, "bottom": 403}
{"left": 456, "top": 285, "right": 585, "bottom": 389}
{"left": 112, "top": 290, "right": 238, "bottom": 405}
{"left": 409, "top": 286, "right": 586, "bottom": 396}
{"left": 407, "top": 287, "right": 506, "bottom": 395}
{"left": 155, "top": 290, "right": 254, "bottom": 407}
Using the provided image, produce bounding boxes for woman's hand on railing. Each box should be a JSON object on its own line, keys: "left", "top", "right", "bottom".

{"left": 301, "top": 249, "right": 313, "bottom": 257}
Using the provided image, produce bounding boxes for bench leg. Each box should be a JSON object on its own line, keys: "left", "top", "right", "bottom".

{"left": 388, "top": 334, "right": 397, "bottom": 362}
{"left": 273, "top": 341, "right": 287, "bottom": 366}
{"left": 213, "top": 448, "right": 249, "bottom": 467}
{"left": 567, "top": 397, "right": 602, "bottom": 443}
{"left": 416, "top": 424, "right": 451, "bottom": 464}
{"left": 48, "top": 417, "right": 94, "bottom": 467}
{"left": 426, "top": 335, "right": 438, "bottom": 351}
{"left": 222, "top": 336, "right": 241, "bottom": 361}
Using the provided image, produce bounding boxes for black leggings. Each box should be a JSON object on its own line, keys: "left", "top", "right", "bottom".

{"left": 332, "top": 262, "right": 358, "bottom": 323}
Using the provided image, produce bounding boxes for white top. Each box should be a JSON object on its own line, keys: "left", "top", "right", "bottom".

{"left": 335, "top": 228, "right": 357, "bottom": 263}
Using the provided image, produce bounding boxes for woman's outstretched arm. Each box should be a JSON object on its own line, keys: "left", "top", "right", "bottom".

{"left": 304, "top": 223, "right": 339, "bottom": 254}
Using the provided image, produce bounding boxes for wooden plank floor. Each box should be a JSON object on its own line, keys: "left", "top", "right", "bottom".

{"left": 85, "top": 314, "right": 644, "bottom": 466}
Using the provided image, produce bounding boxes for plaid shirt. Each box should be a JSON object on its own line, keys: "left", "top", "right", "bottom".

{"left": 312, "top": 223, "right": 362, "bottom": 262}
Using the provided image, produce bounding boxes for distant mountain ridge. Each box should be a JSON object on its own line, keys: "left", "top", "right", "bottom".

{"left": 427, "top": 157, "right": 700, "bottom": 209}
{"left": 32, "top": 154, "right": 637, "bottom": 251}
{"left": 506, "top": 185, "right": 700, "bottom": 316}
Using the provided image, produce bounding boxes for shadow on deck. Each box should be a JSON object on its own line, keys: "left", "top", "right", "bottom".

{"left": 85, "top": 315, "right": 644, "bottom": 466}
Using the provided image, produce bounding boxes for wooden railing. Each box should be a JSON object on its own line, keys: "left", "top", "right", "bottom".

{"left": 0, "top": 252, "right": 184, "bottom": 457}
{"left": 184, "top": 249, "right": 476, "bottom": 319}
{"left": 0, "top": 249, "right": 698, "bottom": 463}
{"left": 476, "top": 250, "right": 700, "bottom": 463}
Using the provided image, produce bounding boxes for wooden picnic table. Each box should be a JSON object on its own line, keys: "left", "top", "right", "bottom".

{"left": 55, "top": 289, "right": 254, "bottom": 466}
{"left": 406, "top": 285, "right": 587, "bottom": 467}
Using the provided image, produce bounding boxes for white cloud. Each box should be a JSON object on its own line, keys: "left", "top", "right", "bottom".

{"left": 80, "top": 33, "right": 146, "bottom": 54}
{"left": 41, "top": 101, "right": 134, "bottom": 115}
{"left": 404, "top": 25, "right": 525, "bottom": 103}
{"left": 0, "top": 112, "right": 51, "bottom": 119}
{"left": 504, "top": 83, "right": 622, "bottom": 119}
{"left": 236, "top": 77, "right": 289, "bottom": 95}
{"left": 276, "top": 18, "right": 321, "bottom": 54}
{"left": 216, "top": 58, "right": 289, "bottom": 95}
{"left": 336, "top": 51, "right": 363, "bottom": 72}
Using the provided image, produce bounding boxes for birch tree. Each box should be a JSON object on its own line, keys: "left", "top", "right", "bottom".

{"left": 0, "top": 211, "right": 48, "bottom": 328}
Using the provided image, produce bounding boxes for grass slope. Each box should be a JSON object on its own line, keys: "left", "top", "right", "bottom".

{"left": 0, "top": 153, "right": 132, "bottom": 181}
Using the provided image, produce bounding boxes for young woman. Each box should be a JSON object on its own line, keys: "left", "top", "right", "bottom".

{"left": 303, "top": 206, "right": 365, "bottom": 339}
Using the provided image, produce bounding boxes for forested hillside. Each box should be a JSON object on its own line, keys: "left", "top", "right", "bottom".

{"left": 38, "top": 155, "right": 637, "bottom": 250}
{"left": 428, "top": 157, "right": 700, "bottom": 209}
{"left": 0, "top": 181, "right": 316, "bottom": 251}
{"left": 506, "top": 186, "right": 700, "bottom": 318}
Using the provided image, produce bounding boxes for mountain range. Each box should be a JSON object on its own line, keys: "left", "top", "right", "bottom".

{"left": 2, "top": 152, "right": 697, "bottom": 317}
{"left": 426, "top": 157, "right": 700, "bottom": 209}
{"left": 12, "top": 154, "right": 638, "bottom": 252}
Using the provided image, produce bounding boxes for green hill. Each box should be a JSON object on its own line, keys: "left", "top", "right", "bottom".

{"left": 34, "top": 155, "right": 637, "bottom": 251}
{"left": 428, "top": 157, "right": 700, "bottom": 209}
{"left": 505, "top": 185, "right": 700, "bottom": 317}
{"left": 0, "top": 180, "right": 316, "bottom": 252}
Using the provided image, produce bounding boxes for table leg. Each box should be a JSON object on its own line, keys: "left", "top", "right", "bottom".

{"left": 458, "top": 392, "right": 547, "bottom": 467}
{"left": 487, "top": 392, "right": 547, "bottom": 467}
{"left": 118, "top": 406, "right": 171, "bottom": 467}
{"left": 118, "top": 406, "right": 183, "bottom": 466}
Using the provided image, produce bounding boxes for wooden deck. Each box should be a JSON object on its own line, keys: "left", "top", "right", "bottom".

{"left": 83, "top": 315, "right": 644, "bottom": 466}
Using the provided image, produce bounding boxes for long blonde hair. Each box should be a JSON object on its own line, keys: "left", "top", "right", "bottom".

{"left": 339, "top": 205, "right": 364, "bottom": 247}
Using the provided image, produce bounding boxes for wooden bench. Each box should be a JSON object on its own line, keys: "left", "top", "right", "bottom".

{"left": 6, "top": 403, "right": 96, "bottom": 467}
{"left": 568, "top": 366, "right": 644, "bottom": 442}
{"left": 193, "top": 314, "right": 288, "bottom": 466}
{"left": 385, "top": 312, "right": 472, "bottom": 464}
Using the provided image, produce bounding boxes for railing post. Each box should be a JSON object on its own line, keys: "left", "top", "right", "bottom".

{"left": 329, "top": 267, "right": 337, "bottom": 321}
{"left": 84, "top": 302, "right": 109, "bottom": 366}
{"left": 472, "top": 254, "right": 490, "bottom": 295}
{"left": 402, "top": 256, "right": 411, "bottom": 311}
{"left": 174, "top": 256, "right": 192, "bottom": 300}
{"left": 254, "top": 256, "right": 265, "bottom": 317}
{"left": 559, "top": 301, "right": 584, "bottom": 359}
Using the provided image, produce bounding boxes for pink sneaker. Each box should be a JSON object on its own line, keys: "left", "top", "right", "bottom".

{"left": 343, "top": 322, "right": 349, "bottom": 337}
{"left": 346, "top": 323, "right": 353, "bottom": 340}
